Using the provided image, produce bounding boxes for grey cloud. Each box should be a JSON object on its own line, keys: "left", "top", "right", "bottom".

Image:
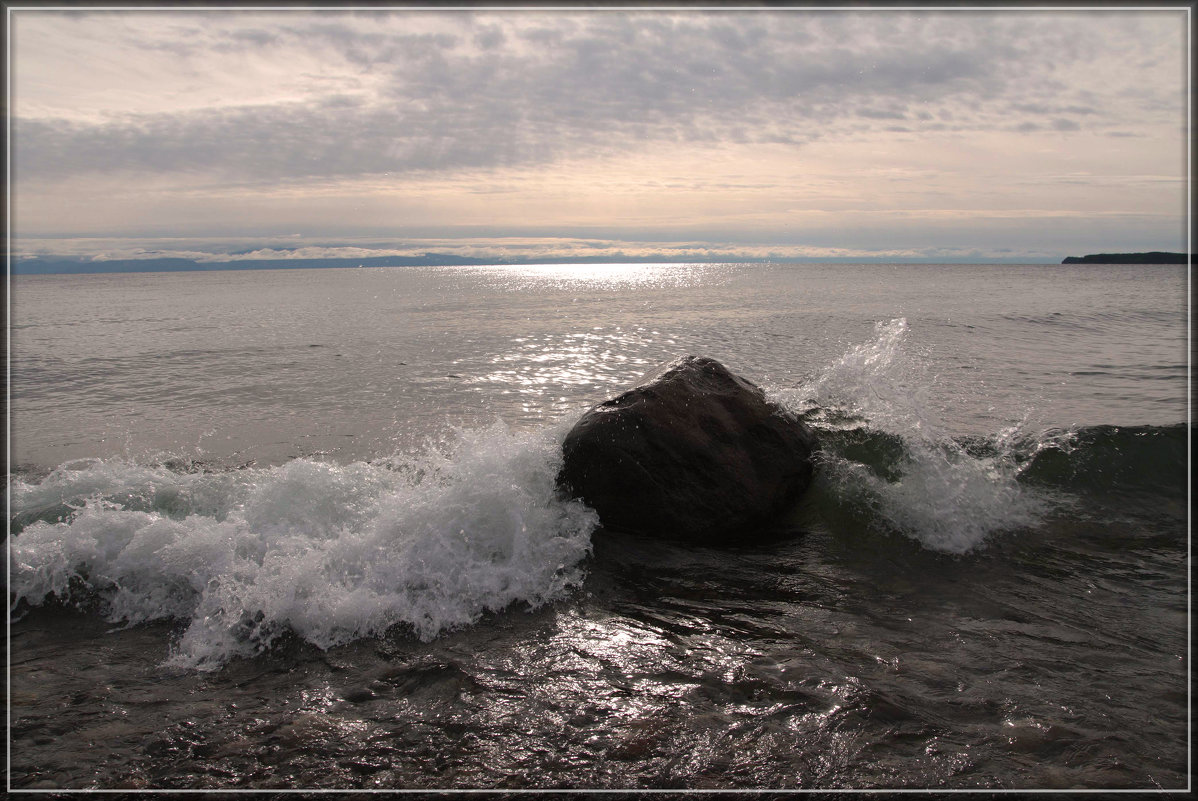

{"left": 1011, "top": 102, "right": 1098, "bottom": 116}
{"left": 519, "top": 26, "right": 565, "bottom": 46}
{"left": 473, "top": 24, "right": 505, "bottom": 50}
{"left": 14, "top": 10, "right": 1182, "bottom": 184}
{"left": 857, "top": 107, "right": 908, "bottom": 120}
{"left": 212, "top": 28, "right": 282, "bottom": 52}
{"left": 16, "top": 98, "right": 556, "bottom": 182}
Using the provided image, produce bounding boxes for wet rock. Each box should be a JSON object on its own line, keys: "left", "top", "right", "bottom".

{"left": 558, "top": 356, "right": 818, "bottom": 545}
{"left": 340, "top": 686, "right": 376, "bottom": 704}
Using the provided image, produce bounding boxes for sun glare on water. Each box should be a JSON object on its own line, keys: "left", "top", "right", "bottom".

{"left": 474, "top": 262, "right": 713, "bottom": 290}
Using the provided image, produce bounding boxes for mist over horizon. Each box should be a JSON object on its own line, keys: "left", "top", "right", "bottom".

{"left": 12, "top": 233, "right": 1086, "bottom": 272}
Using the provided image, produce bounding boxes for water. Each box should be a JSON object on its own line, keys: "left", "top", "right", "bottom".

{"left": 7, "top": 262, "right": 1189, "bottom": 790}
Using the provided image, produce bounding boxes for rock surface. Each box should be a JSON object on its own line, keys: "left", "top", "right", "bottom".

{"left": 558, "top": 356, "right": 818, "bottom": 545}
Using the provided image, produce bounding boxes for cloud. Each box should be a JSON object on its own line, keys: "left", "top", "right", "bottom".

{"left": 8, "top": 8, "right": 1186, "bottom": 256}
{"left": 11, "top": 10, "right": 1184, "bottom": 186}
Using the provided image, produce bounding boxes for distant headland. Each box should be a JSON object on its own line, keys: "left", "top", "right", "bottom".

{"left": 1062, "top": 252, "right": 1191, "bottom": 264}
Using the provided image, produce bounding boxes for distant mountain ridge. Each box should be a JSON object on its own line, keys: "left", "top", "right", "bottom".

{"left": 1062, "top": 252, "right": 1191, "bottom": 264}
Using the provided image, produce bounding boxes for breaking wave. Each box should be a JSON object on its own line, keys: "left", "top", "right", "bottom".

{"left": 10, "top": 318, "right": 1185, "bottom": 667}
{"left": 9, "top": 422, "right": 598, "bottom": 670}
{"left": 779, "top": 318, "right": 1047, "bottom": 554}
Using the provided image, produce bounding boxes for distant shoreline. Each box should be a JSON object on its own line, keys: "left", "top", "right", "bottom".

{"left": 1061, "top": 252, "right": 1191, "bottom": 264}
{"left": 6, "top": 254, "right": 1080, "bottom": 276}
{"left": 9, "top": 252, "right": 1188, "bottom": 275}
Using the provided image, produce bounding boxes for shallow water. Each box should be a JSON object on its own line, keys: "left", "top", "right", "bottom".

{"left": 7, "top": 262, "right": 1190, "bottom": 790}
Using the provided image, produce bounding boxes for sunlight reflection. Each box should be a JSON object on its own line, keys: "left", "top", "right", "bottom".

{"left": 470, "top": 262, "right": 715, "bottom": 290}
{"left": 458, "top": 327, "right": 671, "bottom": 421}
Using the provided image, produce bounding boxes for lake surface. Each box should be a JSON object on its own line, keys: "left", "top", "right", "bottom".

{"left": 8, "top": 261, "right": 1190, "bottom": 790}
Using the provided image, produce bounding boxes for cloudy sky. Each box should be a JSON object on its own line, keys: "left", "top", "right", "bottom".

{"left": 8, "top": 5, "right": 1190, "bottom": 262}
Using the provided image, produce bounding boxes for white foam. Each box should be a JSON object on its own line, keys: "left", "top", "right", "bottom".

{"left": 779, "top": 319, "right": 1046, "bottom": 554}
{"left": 10, "top": 421, "right": 598, "bottom": 670}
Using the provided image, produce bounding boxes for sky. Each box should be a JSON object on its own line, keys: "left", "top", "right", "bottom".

{"left": 7, "top": 5, "right": 1191, "bottom": 263}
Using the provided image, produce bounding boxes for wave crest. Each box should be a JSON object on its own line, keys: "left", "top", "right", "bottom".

{"left": 778, "top": 319, "right": 1047, "bottom": 554}
{"left": 10, "top": 422, "right": 598, "bottom": 670}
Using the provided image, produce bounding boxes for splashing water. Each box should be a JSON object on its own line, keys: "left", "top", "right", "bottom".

{"left": 780, "top": 319, "right": 1046, "bottom": 554}
{"left": 10, "top": 421, "right": 599, "bottom": 670}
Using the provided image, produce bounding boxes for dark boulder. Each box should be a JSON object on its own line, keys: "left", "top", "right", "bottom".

{"left": 558, "top": 356, "right": 818, "bottom": 545}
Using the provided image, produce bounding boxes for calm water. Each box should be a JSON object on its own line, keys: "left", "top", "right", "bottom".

{"left": 8, "top": 262, "right": 1190, "bottom": 790}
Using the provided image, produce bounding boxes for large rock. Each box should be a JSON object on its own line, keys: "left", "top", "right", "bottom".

{"left": 558, "top": 356, "right": 818, "bottom": 545}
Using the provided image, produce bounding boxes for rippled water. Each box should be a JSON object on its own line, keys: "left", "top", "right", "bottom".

{"left": 7, "top": 262, "right": 1189, "bottom": 790}
{"left": 11, "top": 262, "right": 1186, "bottom": 468}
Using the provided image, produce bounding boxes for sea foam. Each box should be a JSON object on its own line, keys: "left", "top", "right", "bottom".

{"left": 778, "top": 318, "right": 1046, "bottom": 554}
{"left": 10, "top": 421, "right": 598, "bottom": 670}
